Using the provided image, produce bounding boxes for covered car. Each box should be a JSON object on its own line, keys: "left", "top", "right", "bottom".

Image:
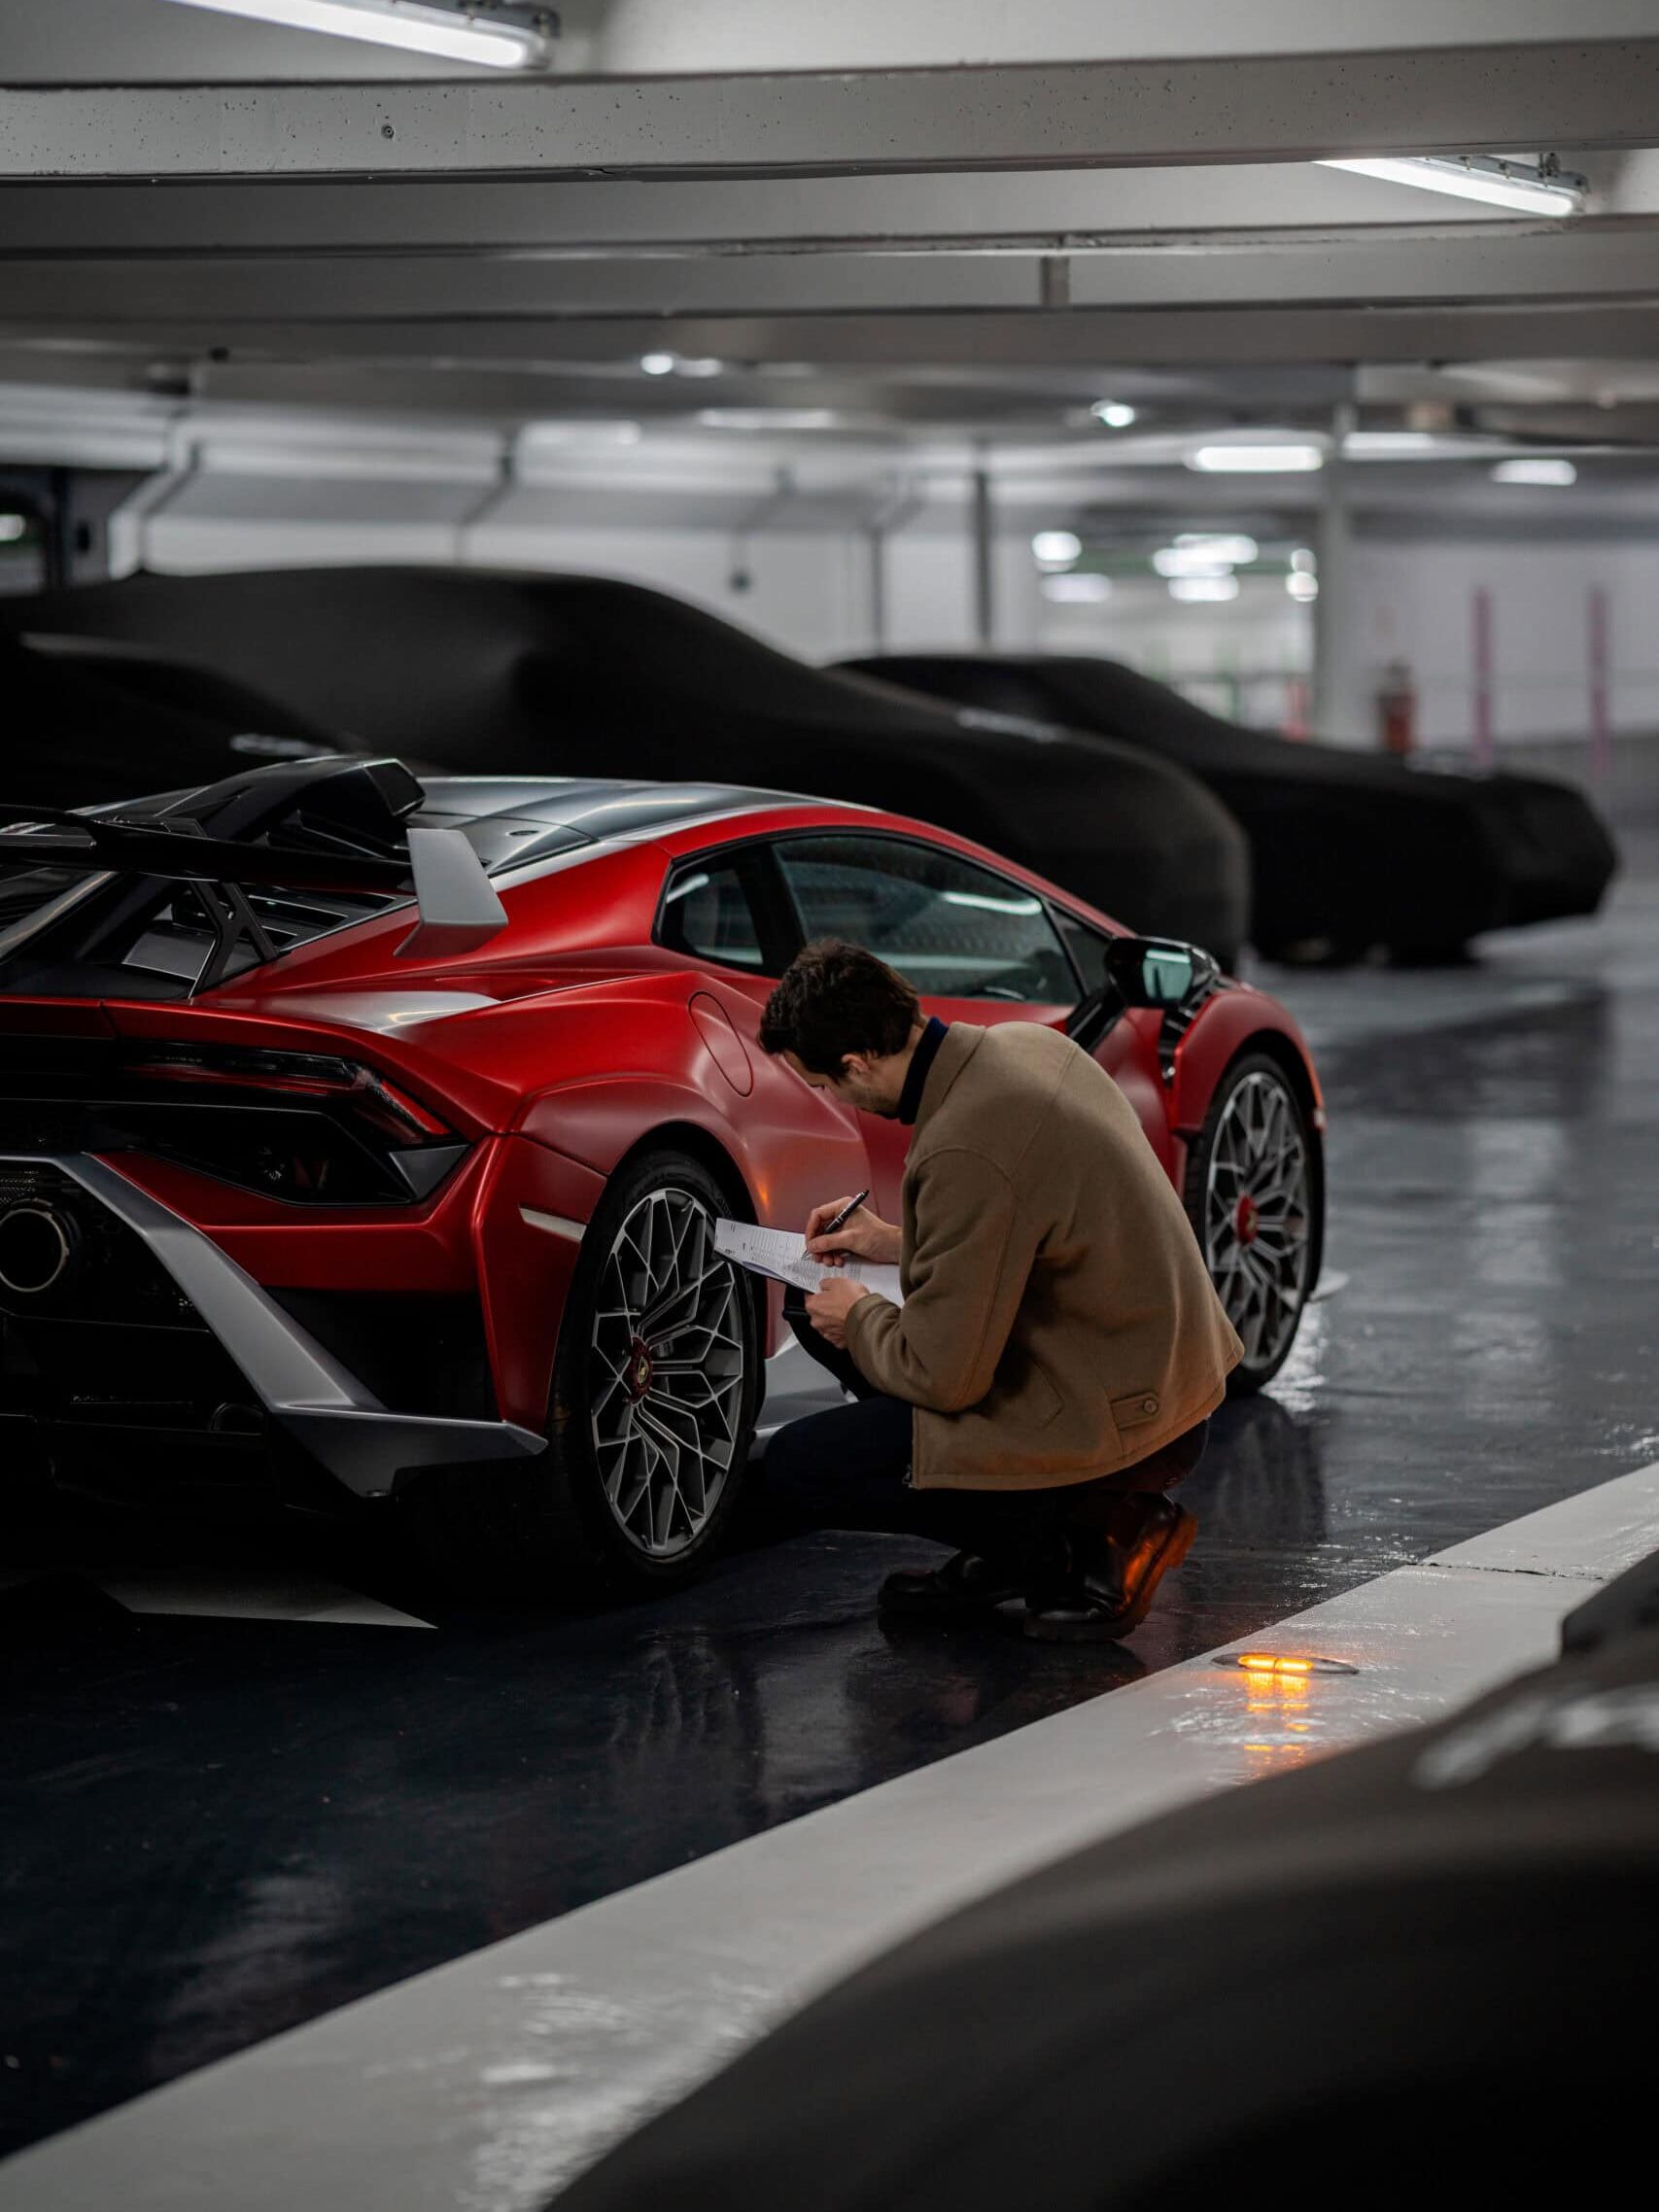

{"left": 2, "top": 627, "right": 349, "bottom": 810}
{"left": 1, "top": 569, "right": 1251, "bottom": 967}
{"left": 555, "top": 1559, "right": 1659, "bottom": 2211}
{"left": 844, "top": 651, "right": 1618, "bottom": 962}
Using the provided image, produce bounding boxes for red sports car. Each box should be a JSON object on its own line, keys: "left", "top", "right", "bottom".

{"left": 0, "top": 757, "right": 1324, "bottom": 1595}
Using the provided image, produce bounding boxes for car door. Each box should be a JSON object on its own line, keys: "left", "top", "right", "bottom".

{"left": 768, "top": 830, "right": 1093, "bottom": 1215}
{"left": 655, "top": 842, "right": 878, "bottom": 1238}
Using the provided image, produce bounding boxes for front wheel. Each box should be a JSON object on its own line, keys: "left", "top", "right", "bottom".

{"left": 405, "top": 1148, "right": 760, "bottom": 1600}
{"left": 1184, "top": 1053, "right": 1320, "bottom": 1394}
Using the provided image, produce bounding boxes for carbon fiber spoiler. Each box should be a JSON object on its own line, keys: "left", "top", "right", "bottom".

{"left": 0, "top": 754, "right": 507, "bottom": 978}
{"left": 0, "top": 804, "right": 411, "bottom": 896}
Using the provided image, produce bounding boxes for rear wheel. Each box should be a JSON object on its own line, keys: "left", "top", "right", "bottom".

{"left": 1184, "top": 1054, "right": 1318, "bottom": 1393}
{"left": 406, "top": 1148, "right": 759, "bottom": 1600}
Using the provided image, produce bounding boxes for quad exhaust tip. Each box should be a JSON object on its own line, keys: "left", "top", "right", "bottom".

{"left": 0, "top": 1203, "right": 76, "bottom": 1296}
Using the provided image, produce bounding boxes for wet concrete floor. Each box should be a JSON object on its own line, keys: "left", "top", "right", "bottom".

{"left": 3, "top": 795, "right": 1656, "bottom": 2159}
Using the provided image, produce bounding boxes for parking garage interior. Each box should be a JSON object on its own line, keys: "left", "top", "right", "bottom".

{"left": 2, "top": 8, "right": 1658, "bottom": 2209}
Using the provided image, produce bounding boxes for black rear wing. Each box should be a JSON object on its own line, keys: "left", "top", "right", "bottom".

{"left": 0, "top": 804, "right": 411, "bottom": 897}
{"left": 0, "top": 755, "right": 508, "bottom": 985}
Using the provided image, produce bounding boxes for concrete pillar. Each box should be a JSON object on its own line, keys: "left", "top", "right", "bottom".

{"left": 971, "top": 461, "right": 994, "bottom": 646}
{"left": 865, "top": 524, "right": 888, "bottom": 650}
{"left": 1311, "top": 399, "right": 1369, "bottom": 745}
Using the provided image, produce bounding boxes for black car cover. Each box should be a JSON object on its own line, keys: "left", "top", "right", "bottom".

{"left": 3, "top": 570, "right": 1251, "bottom": 967}
{"left": 2, "top": 629, "right": 345, "bottom": 808}
{"left": 845, "top": 652, "right": 1618, "bottom": 960}
{"left": 554, "top": 1587, "right": 1659, "bottom": 2212}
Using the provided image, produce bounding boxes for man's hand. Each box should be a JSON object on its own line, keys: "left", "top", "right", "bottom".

{"left": 805, "top": 1272, "right": 872, "bottom": 1348}
{"left": 805, "top": 1196, "right": 902, "bottom": 1268}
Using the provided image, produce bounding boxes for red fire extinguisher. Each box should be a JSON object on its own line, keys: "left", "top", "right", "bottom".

{"left": 1377, "top": 659, "right": 1417, "bottom": 755}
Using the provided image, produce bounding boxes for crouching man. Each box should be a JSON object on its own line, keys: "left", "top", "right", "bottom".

{"left": 757, "top": 939, "right": 1243, "bottom": 1642}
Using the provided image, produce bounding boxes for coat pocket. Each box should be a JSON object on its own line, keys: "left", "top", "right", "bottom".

{"left": 1019, "top": 1363, "right": 1064, "bottom": 1430}
{"left": 1110, "top": 1389, "right": 1163, "bottom": 1433}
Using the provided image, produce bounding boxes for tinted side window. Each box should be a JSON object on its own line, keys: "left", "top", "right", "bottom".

{"left": 778, "top": 836, "right": 1077, "bottom": 1003}
{"left": 659, "top": 860, "right": 767, "bottom": 970}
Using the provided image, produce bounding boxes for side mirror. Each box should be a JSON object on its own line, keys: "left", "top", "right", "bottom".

{"left": 1066, "top": 935, "right": 1218, "bottom": 1052}
{"left": 1102, "top": 935, "right": 1217, "bottom": 1010}
{"left": 1106, "top": 928, "right": 1221, "bottom": 1008}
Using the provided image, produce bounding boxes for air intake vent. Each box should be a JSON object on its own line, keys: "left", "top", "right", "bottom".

{"left": 122, "top": 882, "right": 399, "bottom": 985}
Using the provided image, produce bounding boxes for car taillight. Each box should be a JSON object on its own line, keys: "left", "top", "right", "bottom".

{"left": 119, "top": 1045, "right": 466, "bottom": 1205}
{"left": 126, "top": 1047, "right": 450, "bottom": 1145}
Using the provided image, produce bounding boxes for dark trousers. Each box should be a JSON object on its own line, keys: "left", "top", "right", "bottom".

{"left": 762, "top": 1304, "right": 1208, "bottom": 1578}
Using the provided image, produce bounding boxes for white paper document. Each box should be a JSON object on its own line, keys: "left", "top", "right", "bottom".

{"left": 713, "top": 1219, "right": 905, "bottom": 1305}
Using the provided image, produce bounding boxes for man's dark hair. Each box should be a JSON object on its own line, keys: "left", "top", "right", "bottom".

{"left": 758, "top": 939, "right": 920, "bottom": 1078}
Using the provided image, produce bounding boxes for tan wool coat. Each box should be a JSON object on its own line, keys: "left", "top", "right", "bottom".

{"left": 843, "top": 1021, "right": 1243, "bottom": 1491}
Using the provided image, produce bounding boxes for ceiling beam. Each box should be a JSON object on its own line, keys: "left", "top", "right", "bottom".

{"left": 3, "top": 43, "right": 1658, "bottom": 180}
{"left": 6, "top": 226, "right": 1659, "bottom": 323}
{"left": 0, "top": 169, "right": 1521, "bottom": 257}
{"left": 0, "top": 164, "right": 1577, "bottom": 257}
{"left": 14, "top": 298, "right": 1659, "bottom": 367}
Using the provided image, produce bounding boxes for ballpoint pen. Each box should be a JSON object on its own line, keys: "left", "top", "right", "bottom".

{"left": 816, "top": 1188, "right": 870, "bottom": 1239}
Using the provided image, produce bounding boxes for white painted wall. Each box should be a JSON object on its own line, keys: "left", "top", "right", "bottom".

{"left": 1348, "top": 539, "right": 1659, "bottom": 747}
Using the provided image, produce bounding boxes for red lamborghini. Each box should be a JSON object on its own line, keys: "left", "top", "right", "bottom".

{"left": 0, "top": 758, "right": 1324, "bottom": 1594}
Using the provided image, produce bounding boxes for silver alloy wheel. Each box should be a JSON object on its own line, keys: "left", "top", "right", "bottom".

{"left": 589, "top": 1186, "right": 747, "bottom": 1558}
{"left": 1201, "top": 1069, "right": 1313, "bottom": 1371}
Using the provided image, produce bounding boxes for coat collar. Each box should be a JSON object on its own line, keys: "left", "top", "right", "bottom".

{"left": 910, "top": 1020, "right": 984, "bottom": 1135}
{"left": 896, "top": 1016, "right": 948, "bottom": 1125}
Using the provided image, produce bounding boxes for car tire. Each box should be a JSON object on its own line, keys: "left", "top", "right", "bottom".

{"left": 406, "top": 1147, "right": 761, "bottom": 1602}
{"left": 1183, "top": 1052, "right": 1321, "bottom": 1395}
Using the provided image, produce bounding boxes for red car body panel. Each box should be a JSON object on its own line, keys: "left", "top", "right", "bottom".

{"left": 0, "top": 789, "right": 1322, "bottom": 1489}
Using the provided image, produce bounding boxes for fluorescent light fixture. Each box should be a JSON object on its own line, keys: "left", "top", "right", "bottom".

{"left": 1189, "top": 443, "right": 1324, "bottom": 474}
{"left": 0, "top": 514, "right": 25, "bottom": 542}
{"left": 1316, "top": 154, "right": 1585, "bottom": 219}
{"left": 1342, "top": 430, "right": 1440, "bottom": 458}
{"left": 1154, "top": 536, "right": 1259, "bottom": 581}
{"left": 1286, "top": 571, "right": 1319, "bottom": 603}
{"left": 1168, "top": 574, "right": 1240, "bottom": 604}
{"left": 521, "top": 419, "right": 642, "bottom": 448}
{"left": 1031, "top": 530, "right": 1083, "bottom": 568}
{"left": 1492, "top": 457, "right": 1577, "bottom": 486}
{"left": 1042, "top": 572, "right": 1112, "bottom": 604}
{"left": 640, "top": 352, "right": 724, "bottom": 378}
{"left": 698, "top": 407, "right": 840, "bottom": 431}
{"left": 1090, "top": 400, "right": 1137, "bottom": 429}
{"left": 1154, "top": 546, "right": 1227, "bottom": 579}
{"left": 1290, "top": 546, "right": 1316, "bottom": 573}
{"left": 1176, "top": 533, "right": 1264, "bottom": 566}
{"left": 160, "top": 0, "right": 549, "bottom": 69}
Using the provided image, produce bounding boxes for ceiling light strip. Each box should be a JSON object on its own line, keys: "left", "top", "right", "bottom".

{"left": 1316, "top": 155, "right": 1585, "bottom": 218}
{"left": 160, "top": 0, "right": 549, "bottom": 70}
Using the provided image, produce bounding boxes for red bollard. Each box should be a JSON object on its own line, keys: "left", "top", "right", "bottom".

{"left": 1376, "top": 660, "right": 1417, "bottom": 755}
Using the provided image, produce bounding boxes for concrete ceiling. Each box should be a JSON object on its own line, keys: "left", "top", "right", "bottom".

{"left": 3, "top": 1, "right": 1659, "bottom": 537}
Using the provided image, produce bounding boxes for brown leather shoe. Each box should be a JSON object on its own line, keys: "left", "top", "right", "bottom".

{"left": 1023, "top": 1496, "right": 1197, "bottom": 1642}
{"left": 879, "top": 1551, "right": 1023, "bottom": 1621}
